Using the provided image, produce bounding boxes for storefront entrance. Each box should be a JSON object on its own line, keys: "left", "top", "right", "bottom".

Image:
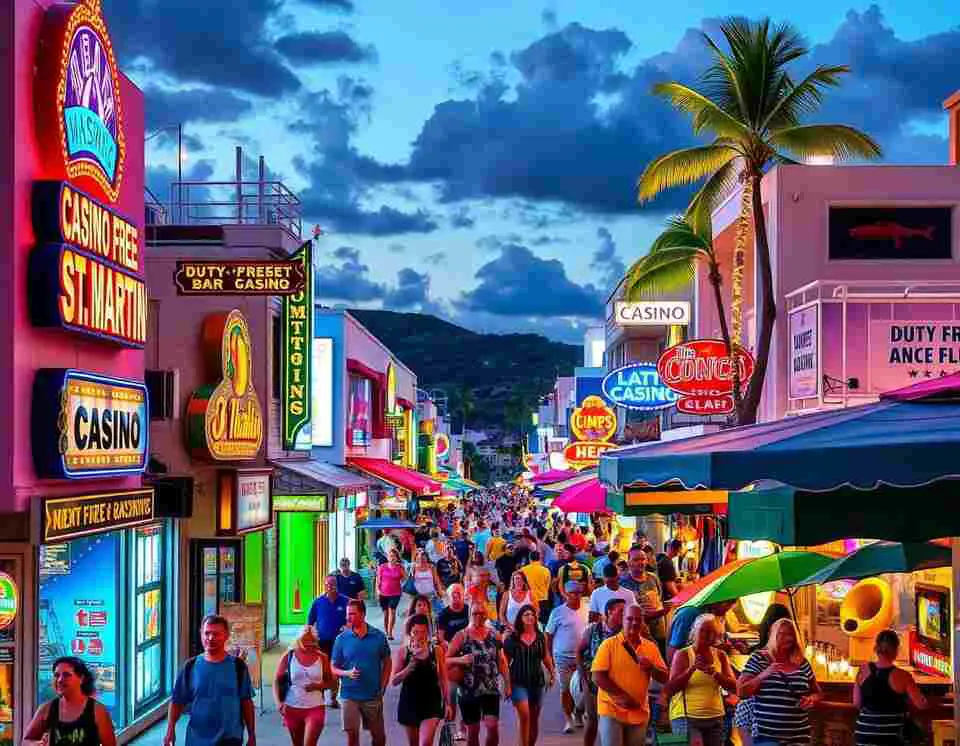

{"left": 277, "top": 512, "right": 329, "bottom": 626}
{"left": 189, "top": 539, "right": 242, "bottom": 654}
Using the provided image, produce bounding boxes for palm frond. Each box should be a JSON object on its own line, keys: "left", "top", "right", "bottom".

{"left": 624, "top": 247, "right": 699, "bottom": 299}
{"left": 769, "top": 124, "right": 882, "bottom": 161}
{"left": 652, "top": 82, "right": 751, "bottom": 140}
{"left": 686, "top": 158, "right": 740, "bottom": 236}
{"left": 637, "top": 145, "right": 738, "bottom": 203}
{"left": 700, "top": 34, "right": 751, "bottom": 122}
{"left": 762, "top": 65, "right": 849, "bottom": 131}
{"left": 649, "top": 217, "right": 713, "bottom": 255}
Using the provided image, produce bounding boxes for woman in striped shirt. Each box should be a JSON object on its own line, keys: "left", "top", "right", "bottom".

{"left": 737, "top": 619, "right": 822, "bottom": 745}
{"left": 853, "top": 630, "right": 927, "bottom": 745}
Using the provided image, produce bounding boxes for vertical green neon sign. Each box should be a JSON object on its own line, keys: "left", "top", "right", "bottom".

{"left": 282, "top": 240, "right": 313, "bottom": 449}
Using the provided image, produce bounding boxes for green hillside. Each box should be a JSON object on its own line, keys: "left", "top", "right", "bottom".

{"left": 347, "top": 309, "right": 580, "bottom": 431}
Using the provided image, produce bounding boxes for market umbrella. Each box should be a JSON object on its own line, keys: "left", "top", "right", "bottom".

{"left": 680, "top": 551, "right": 838, "bottom": 609}
{"left": 553, "top": 478, "right": 609, "bottom": 513}
{"left": 531, "top": 468, "right": 577, "bottom": 486}
{"left": 798, "top": 541, "right": 951, "bottom": 587}
{"left": 667, "top": 559, "right": 753, "bottom": 608}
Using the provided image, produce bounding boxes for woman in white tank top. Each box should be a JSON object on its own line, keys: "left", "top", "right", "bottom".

{"left": 499, "top": 571, "right": 534, "bottom": 632}
{"left": 274, "top": 625, "right": 332, "bottom": 746}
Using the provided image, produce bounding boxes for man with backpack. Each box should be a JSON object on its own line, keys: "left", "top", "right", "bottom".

{"left": 164, "top": 614, "right": 256, "bottom": 746}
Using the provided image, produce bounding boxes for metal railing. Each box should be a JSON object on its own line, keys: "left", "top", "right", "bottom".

{"left": 144, "top": 186, "right": 168, "bottom": 225}
{"left": 167, "top": 179, "right": 302, "bottom": 239}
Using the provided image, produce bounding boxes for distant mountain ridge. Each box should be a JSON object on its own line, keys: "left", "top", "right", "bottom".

{"left": 348, "top": 309, "right": 580, "bottom": 431}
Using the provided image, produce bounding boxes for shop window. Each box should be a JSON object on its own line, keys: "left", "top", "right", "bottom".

{"left": 348, "top": 376, "right": 372, "bottom": 446}
{"left": 132, "top": 525, "right": 164, "bottom": 713}
{"left": 38, "top": 533, "right": 126, "bottom": 728}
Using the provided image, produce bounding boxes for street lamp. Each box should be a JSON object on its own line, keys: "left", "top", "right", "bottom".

{"left": 145, "top": 124, "right": 186, "bottom": 220}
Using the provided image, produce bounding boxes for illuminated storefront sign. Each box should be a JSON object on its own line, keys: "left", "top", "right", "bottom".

{"left": 30, "top": 182, "right": 146, "bottom": 347}
{"left": 217, "top": 470, "right": 273, "bottom": 535}
{"left": 311, "top": 338, "right": 334, "bottom": 447}
{"left": 273, "top": 494, "right": 331, "bottom": 512}
{"left": 186, "top": 310, "right": 264, "bottom": 461}
{"left": 601, "top": 362, "right": 679, "bottom": 411}
{"left": 563, "top": 440, "right": 617, "bottom": 470}
{"left": 33, "top": 369, "right": 148, "bottom": 479}
{"left": 570, "top": 396, "right": 617, "bottom": 442}
{"left": 657, "top": 340, "right": 755, "bottom": 415}
{"left": 0, "top": 574, "right": 19, "bottom": 630}
{"left": 282, "top": 242, "right": 313, "bottom": 449}
{"left": 435, "top": 433, "right": 450, "bottom": 463}
{"left": 38, "top": 0, "right": 126, "bottom": 202}
{"left": 566, "top": 395, "right": 617, "bottom": 470}
{"left": 614, "top": 301, "right": 691, "bottom": 326}
{"left": 174, "top": 258, "right": 307, "bottom": 295}
{"left": 40, "top": 488, "right": 155, "bottom": 543}
{"left": 789, "top": 306, "right": 819, "bottom": 399}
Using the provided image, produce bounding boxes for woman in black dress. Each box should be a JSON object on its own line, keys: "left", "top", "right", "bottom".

{"left": 392, "top": 614, "right": 454, "bottom": 746}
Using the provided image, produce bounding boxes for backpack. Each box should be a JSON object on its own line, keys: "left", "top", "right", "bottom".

{"left": 183, "top": 654, "right": 248, "bottom": 700}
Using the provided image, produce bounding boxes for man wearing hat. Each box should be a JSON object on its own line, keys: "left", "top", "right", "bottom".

{"left": 546, "top": 581, "right": 590, "bottom": 733}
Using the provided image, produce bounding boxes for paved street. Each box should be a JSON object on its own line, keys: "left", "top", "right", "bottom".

{"left": 130, "top": 603, "right": 586, "bottom": 746}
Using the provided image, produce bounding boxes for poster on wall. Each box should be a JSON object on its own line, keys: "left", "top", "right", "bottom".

{"left": 829, "top": 207, "right": 953, "bottom": 261}
{"left": 38, "top": 533, "right": 123, "bottom": 723}
{"left": 348, "top": 376, "right": 372, "bottom": 447}
{"left": 869, "top": 321, "right": 960, "bottom": 391}
{"left": 788, "top": 306, "right": 819, "bottom": 399}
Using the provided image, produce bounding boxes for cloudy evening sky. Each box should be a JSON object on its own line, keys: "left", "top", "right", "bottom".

{"left": 103, "top": 0, "right": 960, "bottom": 343}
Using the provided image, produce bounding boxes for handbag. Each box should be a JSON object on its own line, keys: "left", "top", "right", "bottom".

{"left": 277, "top": 651, "right": 293, "bottom": 702}
{"left": 402, "top": 574, "right": 418, "bottom": 595}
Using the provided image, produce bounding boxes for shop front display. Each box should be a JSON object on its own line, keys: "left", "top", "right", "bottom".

{"left": 35, "top": 489, "right": 176, "bottom": 729}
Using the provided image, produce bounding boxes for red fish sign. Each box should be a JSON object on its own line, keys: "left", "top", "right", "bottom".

{"left": 657, "top": 340, "right": 755, "bottom": 397}
{"left": 847, "top": 221, "right": 935, "bottom": 250}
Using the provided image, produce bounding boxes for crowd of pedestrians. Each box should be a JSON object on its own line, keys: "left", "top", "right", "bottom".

{"left": 25, "top": 484, "right": 932, "bottom": 746}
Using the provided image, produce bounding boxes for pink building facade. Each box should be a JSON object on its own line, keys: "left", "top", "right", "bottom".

{"left": 1, "top": 0, "right": 161, "bottom": 741}
{"left": 701, "top": 97, "right": 960, "bottom": 423}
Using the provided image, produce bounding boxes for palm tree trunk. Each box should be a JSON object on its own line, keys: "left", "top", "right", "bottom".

{"left": 739, "top": 174, "right": 777, "bottom": 425}
{"left": 708, "top": 262, "right": 733, "bottom": 353}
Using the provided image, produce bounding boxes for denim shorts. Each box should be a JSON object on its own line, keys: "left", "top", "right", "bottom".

{"left": 510, "top": 685, "right": 543, "bottom": 706}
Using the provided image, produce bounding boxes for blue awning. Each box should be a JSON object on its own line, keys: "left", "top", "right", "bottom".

{"left": 356, "top": 518, "right": 417, "bottom": 530}
{"left": 600, "top": 381, "right": 960, "bottom": 493}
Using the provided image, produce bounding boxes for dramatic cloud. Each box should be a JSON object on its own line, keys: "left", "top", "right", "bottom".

{"left": 275, "top": 31, "right": 377, "bottom": 65}
{"left": 301, "top": 0, "right": 355, "bottom": 10}
{"left": 591, "top": 227, "right": 626, "bottom": 289}
{"left": 143, "top": 85, "right": 253, "bottom": 130}
{"left": 459, "top": 244, "right": 603, "bottom": 317}
{"left": 385, "top": 268, "right": 432, "bottom": 308}
{"left": 105, "top": 0, "right": 300, "bottom": 97}
{"left": 450, "top": 207, "right": 476, "bottom": 229}
{"left": 291, "top": 81, "right": 440, "bottom": 235}
{"left": 315, "top": 246, "right": 387, "bottom": 301}
{"left": 424, "top": 252, "right": 448, "bottom": 263}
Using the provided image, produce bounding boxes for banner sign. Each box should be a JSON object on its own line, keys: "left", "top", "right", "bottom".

{"left": 0, "top": 574, "right": 18, "bottom": 630}
{"left": 601, "top": 362, "right": 679, "bottom": 411}
{"left": 38, "top": 0, "right": 127, "bottom": 203}
{"left": 614, "top": 301, "right": 691, "bottom": 326}
{"left": 829, "top": 207, "right": 952, "bottom": 261}
{"left": 282, "top": 242, "right": 313, "bottom": 449}
{"left": 33, "top": 369, "right": 148, "bottom": 479}
{"left": 174, "top": 259, "right": 306, "bottom": 295}
{"left": 788, "top": 306, "right": 819, "bottom": 399}
{"left": 273, "top": 494, "right": 331, "bottom": 512}
{"left": 657, "top": 339, "right": 755, "bottom": 415}
{"left": 29, "top": 182, "right": 145, "bottom": 347}
{"left": 186, "top": 310, "right": 264, "bottom": 461}
{"left": 41, "top": 488, "right": 155, "bottom": 543}
{"left": 869, "top": 321, "right": 960, "bottom": 391}
{"left": 435, "top": 433, "right": 450, "bottom": 462}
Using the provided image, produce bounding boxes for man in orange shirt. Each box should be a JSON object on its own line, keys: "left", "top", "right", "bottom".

{"left": 591, "top": 605, "right": 667, "bottom": 746}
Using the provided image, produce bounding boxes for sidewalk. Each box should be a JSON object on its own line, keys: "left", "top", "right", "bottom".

{"left": 130, "top": 601, "right": 584, "bottom": 745}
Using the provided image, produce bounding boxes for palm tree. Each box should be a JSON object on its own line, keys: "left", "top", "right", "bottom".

{"left": 636, "top": 18, "right": 881, "bottom": 424}
{"left": 624, "top": 209, "right": 732, "bottom": 357}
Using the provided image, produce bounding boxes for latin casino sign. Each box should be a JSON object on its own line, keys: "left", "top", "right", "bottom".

{"left": 29, "top": 0, "right": 145, "bottom": 348}
{"left": 186, "top": 310, "right": 264, "bottom": 461}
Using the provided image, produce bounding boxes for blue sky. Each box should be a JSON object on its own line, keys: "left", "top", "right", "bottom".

{"left": 103, "top": 0, "right": 960, "bottom": 343}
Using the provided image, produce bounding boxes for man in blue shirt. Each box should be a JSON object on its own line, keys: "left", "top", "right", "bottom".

{"left": 331, "top": 599, "right": 392, "bottom": 746}
{"left": 336, "top": 558, "right": 367, "bottom": 599}
{"left": 308, "top": 573, "right": 349, "bottom": 708}
{"left": 164, "top": 614, "right": 255, "bottom": 746}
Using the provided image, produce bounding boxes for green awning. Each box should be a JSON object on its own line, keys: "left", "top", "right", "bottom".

{"left": 729, "top": 480, "right": 960, "bottom": 546}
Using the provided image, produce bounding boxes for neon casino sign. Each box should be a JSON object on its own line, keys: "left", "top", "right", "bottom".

{"left": 39, "top": 0, "right": 126, "bottom": 202}
{"left": 601, "top": 362, "right": 680, "bottom": 411}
